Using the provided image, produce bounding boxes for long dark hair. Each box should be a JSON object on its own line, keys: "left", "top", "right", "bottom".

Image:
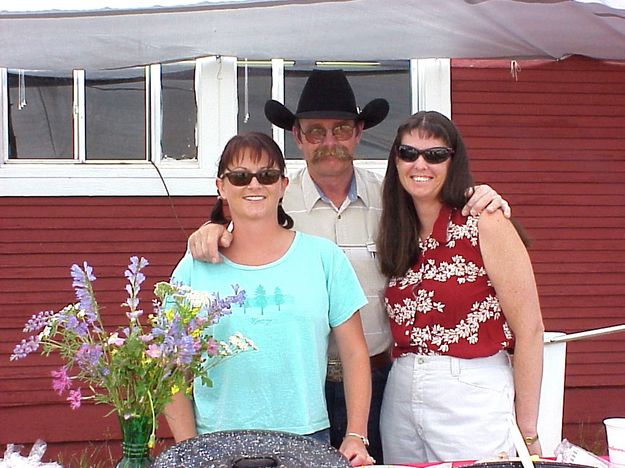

{"left": 210, "top": 132, "right": 294, "bottom": 229}
{"left": 377, "top": 111, "right": 474, "bottom": 278}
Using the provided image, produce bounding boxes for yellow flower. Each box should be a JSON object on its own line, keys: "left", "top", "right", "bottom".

{"left": 171, "top": 384, "right": 180, "bottom": 395}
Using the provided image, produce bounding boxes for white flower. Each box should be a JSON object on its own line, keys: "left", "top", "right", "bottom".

{"left": 186, "top": 291, "right": 215, "bottom": 308}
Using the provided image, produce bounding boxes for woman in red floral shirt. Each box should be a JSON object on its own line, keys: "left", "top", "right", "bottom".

{"left": 377, "top": 111, "right": 544, "bottom": 464}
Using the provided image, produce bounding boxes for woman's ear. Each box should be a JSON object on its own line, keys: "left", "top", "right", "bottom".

{"left": 280, "top": 176, "right": 289, "bottom": 196}
{"left": 215, "top": 178, "right": 226, "bottom": 200}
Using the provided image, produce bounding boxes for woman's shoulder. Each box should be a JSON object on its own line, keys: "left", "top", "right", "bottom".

{"left": 475, "top": 210, "right": 519, "bottom": 247}
{"left": 476, "top": 209, "right": 509, "bottom": 229}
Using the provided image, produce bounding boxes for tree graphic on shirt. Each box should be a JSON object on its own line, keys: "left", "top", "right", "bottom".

{"left": 274, "top": 287, "right": 285, "bottom": 311}
{"left": 255, "top": 284, "right": 268, "bottom": 315}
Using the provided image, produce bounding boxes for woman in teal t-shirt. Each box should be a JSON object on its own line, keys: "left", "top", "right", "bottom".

{"left": 163, "top": 132, "right": 373, "bottom": 466}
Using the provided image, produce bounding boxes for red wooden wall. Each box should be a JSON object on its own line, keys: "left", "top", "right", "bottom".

{"left": 452, "top": 55, "right": 625, "bottom": 451}
{"left": 1, "top": 55, "right": 625, "bottom": 463}
{"left": 1, "top": 197, "right": 216, "bottom": 464}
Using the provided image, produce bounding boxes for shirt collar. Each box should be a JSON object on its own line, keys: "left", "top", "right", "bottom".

{"left": 432, "top": 205, "right": 453, "bottom": 243}
{"left": 301, "top": 167, "right": 360, "bottom": 212}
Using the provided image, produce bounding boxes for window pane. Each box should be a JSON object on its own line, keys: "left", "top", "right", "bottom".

{"left": 7, "top": 70, "right": 73, "bottom": 160}
{"left": 85, "top": 68, "right": 146, "bottom": 160}
{"left": 284, "top": 61, "right": 411, "bottom": 160}
{"left": 161, "top": 62, "right": 197, "bottom": 160}
{"left": 237, "top": 61, "right": 272, "bottom": 135}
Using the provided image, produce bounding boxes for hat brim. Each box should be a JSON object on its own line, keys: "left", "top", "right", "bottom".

{"left": 264, "top": 100, "right": 297, "bottom": 131}
{"left": 359, "top": 98, "right": 390, "bottom": 130}
{"left": 265, "top": 98, "right": 390, "bottom": 131}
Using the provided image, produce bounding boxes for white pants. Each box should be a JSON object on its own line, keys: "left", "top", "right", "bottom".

{"left": 380, "top": 352, "right": 515, "bottom": 464}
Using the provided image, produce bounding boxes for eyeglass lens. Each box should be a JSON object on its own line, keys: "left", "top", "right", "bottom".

{"left": 301, "top": 124, "right": 355, "bottom": 144}
{"left": 397, "top": 144, "right": 454, "bottom": 164}
{"left": 223, "top": 169, "right": 282, "bottom": 186}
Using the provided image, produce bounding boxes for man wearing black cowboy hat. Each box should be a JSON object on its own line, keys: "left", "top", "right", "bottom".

{"left": 188, "top": 69, "right": 510, "bottom": 465}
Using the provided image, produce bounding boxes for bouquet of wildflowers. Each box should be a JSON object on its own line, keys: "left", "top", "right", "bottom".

{"left": 11, "top": 256, "right": 255, "bottom": 445}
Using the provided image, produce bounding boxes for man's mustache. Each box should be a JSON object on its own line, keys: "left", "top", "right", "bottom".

{"left": 312, "top": 145, "right": 353, "bottom": 162}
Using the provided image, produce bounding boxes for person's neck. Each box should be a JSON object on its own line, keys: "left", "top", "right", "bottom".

{"left": 308, "top": 166, "right": 355, "bottom": 209}
{"left": 223, "top": 218, "right": 294, "bottom": 266}
{"left": 414, "top": 199, "right": 444, "bottom": 241}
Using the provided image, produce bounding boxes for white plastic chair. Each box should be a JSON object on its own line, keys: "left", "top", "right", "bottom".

{"left": 538, "top": 325, "right": 625, "bottom": 456}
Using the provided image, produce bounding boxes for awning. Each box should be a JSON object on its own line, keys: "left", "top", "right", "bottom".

{"left": 1, "top": 0, "right": 625, "bottom": 70}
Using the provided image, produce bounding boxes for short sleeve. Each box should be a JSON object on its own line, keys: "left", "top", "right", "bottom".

{"left": 171, "top": 250, "right": 193, "bottom": 286}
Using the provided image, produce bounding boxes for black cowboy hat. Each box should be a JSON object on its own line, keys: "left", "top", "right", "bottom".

{"left": 264, "top": 69, "right": 389, "bottom": 131}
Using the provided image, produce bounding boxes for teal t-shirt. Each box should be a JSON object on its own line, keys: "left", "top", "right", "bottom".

{"left": 171, "top": 231, "right": 367, "bottom": 435}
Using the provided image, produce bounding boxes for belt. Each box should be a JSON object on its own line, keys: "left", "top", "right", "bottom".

{"left": 326, "top": 352, "right": 391, "bottom": 383}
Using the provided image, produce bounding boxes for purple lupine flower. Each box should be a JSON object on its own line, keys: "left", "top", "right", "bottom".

{"left": 75, "top": 343, "right": 103, "bottom": 375}
{"left": 71, "top": 262, "right": 96, "bottom": 286}
{"left": 23, "top": 310, "right": 55, "bottom": 333}
{"left": 123, "top": 257, "right": 149, "bottom": 315}
{"left": 127, "top": 256, "right": 149, "bottom": 275}
{"left": 67, "top": 388, "right": 82, "bottom": 410}
{"left": 70, "top": 263, "right": 97, "bottom": 321}
{"left": 51, "top": 367, "right": 72, "bottom": 395}
{"left": 10, "top": 336, "right": 40, "bottom": 361}
{"left": 175, "top": 335, "right": 196, "bottom": 365}
{"left": 65, "top": 315, "right": 89, "bottom": 337}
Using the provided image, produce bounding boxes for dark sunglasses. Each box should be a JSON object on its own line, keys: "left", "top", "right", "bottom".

{"left": 221, "top": 169, "right": 282, "bottom": 186}
{"left": 396, "top": 144, "right": 454, "bottom": 164}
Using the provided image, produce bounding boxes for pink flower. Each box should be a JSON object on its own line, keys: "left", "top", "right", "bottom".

{"left": 146, "top": 344, "right": 162, "bottom": 359}
{"left": 107, "top": 332, "right": 125, "bottom": 346}
{"left": 51, "top": 367, "right": 72, "bottom": 395}
{"left": 67, "top": 388, "right": 82, "bottom": 410}
{"left": 206, "top": 337, "right": 219, "bottom": 357}
{"left": 139, "top": 333, "right": 154, "bottom": 343}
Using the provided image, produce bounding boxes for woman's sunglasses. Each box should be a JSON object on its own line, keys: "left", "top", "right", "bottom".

{"left": 221, "top": 169, "right": 282, "bottom": 186}
{"left": 396, "top": 144, "right": 454, "bottom": 164}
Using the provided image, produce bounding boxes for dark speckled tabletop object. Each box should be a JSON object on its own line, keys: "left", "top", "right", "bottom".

{"left": 151, "top": 430, "right": 351, "bottom": 467}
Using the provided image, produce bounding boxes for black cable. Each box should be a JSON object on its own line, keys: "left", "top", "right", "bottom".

{"left": 150, "top": 160, "right": 188, "bottom": 238}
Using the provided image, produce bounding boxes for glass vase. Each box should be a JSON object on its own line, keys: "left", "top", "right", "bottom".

{"left": 115, "top": 414, "right": 154, "bottom": 468}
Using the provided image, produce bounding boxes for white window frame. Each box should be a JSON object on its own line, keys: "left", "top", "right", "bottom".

{"left": 0, "top": 57, "right": 449, "bottom": 197}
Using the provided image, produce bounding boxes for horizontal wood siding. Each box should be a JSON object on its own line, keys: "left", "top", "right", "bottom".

{"left": 452, "top": 55, "right": 625, "bottom": 451}
{"left": 2, "top": 55, "right": 625, "bottom": 459}
{"left": 0, "top": 196, "right": 215, "bottom": 462}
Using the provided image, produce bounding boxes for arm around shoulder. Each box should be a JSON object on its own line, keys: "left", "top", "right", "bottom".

{"left": 187, "top": 221, "right": 232, "bottom": 263}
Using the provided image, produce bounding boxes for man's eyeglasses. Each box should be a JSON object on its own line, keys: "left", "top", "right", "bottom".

{"left": 396, "top": 144, "right": 454, "bottom": 164}
{"left": 299, "top": 124, "right": 356, "bottom": 144}
{"left": 221, "top": 169, "right": 282, "bottom": 186}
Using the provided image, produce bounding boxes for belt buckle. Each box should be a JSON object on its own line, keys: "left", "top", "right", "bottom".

{"left": 327, "top": 359, "right": 343, "bottom": 382}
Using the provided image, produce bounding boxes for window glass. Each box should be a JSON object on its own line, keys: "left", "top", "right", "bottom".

{"left": 284, "top": 61, "right": 411, "bottom": 160}
{"left": 85, "top": 68, "right": 146, "bottom": 160}
{"left": 7, "top": 70, "right": 73, "bottom": 160}
{"left": 237, "top": 61, "right": 272, "bottom": 135}
{"left": 161, "top": 62, "right": 197, "bottom": 160}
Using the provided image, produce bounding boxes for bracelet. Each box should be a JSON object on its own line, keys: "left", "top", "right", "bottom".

{"left": 344, "top": 432, "right": 370, "bottom": 447}
{"left": 524, "top": 434, "right": 539, "bottom": 446}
